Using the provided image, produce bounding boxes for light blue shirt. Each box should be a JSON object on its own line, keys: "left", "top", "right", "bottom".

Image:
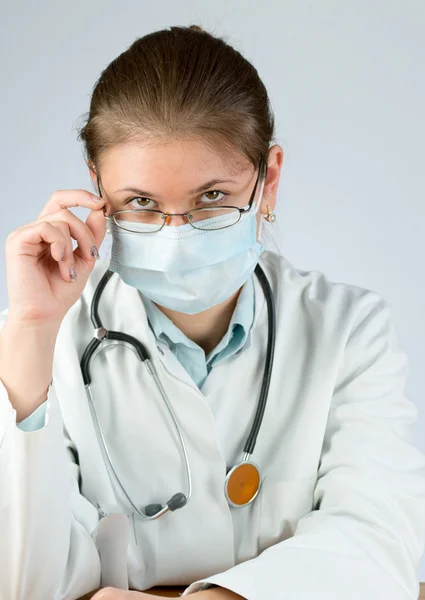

{"left": 141, "top": 276, "right": 255, "bottom": 390}
{"left": 17, "top": 277, "right": 255, "bottom": 431}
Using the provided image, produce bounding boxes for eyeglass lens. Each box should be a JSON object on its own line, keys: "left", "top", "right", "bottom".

{"left": 114, "top": 206, "right": 241, "bottom": 232}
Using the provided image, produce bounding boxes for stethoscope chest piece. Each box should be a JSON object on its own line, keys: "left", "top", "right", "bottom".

{"left": 224, "top": 460, "right": 262, "bottom": 507}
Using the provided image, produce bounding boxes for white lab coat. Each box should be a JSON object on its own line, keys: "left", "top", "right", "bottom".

{"left": 0, "top": 250, "right": 425, "bottom": 600}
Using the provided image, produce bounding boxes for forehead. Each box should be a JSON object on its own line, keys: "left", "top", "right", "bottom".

{"left": 97, "top": 139, "right": 252, "bottom": 187}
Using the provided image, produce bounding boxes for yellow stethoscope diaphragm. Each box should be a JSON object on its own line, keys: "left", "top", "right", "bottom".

{"left": 225, "top": 461, "right": 262, "bottom": 507}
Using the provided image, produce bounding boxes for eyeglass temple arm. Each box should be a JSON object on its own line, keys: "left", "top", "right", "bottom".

{"left": 241, "top": 157, "right": 264, "bottom": 214}
{"left": 95, "top": 174, "right": 112, "bottom": 220}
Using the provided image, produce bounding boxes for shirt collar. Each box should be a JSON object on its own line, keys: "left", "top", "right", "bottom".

{"left": 140, "top": 276, "right": 255, "bottom": 356}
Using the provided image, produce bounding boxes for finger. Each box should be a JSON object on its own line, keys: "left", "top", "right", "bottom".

{"left": 6, "top": 221, "right": 72, "bottom": 281}
{"left": 38, "top": 189, "right": 105, "bottom": 219}
{"left": 7, "top": 220, "right": 65, "bottom": 262}
{"left": 48, "top": 221, "right": 75, "bottom": 281}
{"left": 39, "top": 209, "right": 100, "bottom": 266}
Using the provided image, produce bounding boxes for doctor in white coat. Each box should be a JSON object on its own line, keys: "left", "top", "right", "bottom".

{"left": 1, "top": 24, "right": 425, "bottom": 600}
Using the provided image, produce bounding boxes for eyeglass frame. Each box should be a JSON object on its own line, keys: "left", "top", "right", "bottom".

{"left": 95, "top": 157, "right": 264, "bottom": 234}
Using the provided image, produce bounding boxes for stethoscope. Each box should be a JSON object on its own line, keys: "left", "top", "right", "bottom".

{"left": 80, "top": 263, "right": 276, "bottom": 520}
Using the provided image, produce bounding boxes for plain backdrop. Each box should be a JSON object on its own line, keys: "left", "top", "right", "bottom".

{"left": 1, "top": 0, "right": 424, "bottom": 581}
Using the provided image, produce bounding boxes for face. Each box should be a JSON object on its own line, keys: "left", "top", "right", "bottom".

{"left": 89, "top": 138, "right": 284, "bottom": 234}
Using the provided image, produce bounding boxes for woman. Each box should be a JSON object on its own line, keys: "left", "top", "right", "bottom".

{"left": 0, "top": 24, "right": 424, "bottom": 600}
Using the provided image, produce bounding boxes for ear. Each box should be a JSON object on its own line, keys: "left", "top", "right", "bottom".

{"left": 260, "top": 145, "right": 284, "bottom": 216}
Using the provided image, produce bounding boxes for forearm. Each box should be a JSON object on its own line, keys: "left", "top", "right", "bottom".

{"left": 0, "top": 318, "right": 60, "bottom": 421}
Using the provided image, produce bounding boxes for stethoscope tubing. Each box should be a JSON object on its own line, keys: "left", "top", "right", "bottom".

{"left": 244, "top": 264, "right": 276, "bottom": 455}
{"left": 85, "top": 352, "right": 192, "bottom": 520}
{"left": 80, "top": 262, "right": 275, "bottom": 519}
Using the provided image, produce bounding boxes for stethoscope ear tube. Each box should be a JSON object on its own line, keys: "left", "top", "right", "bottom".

{"left": 80, "top": 269, "right": 151, "bottom": 385}
{"left": 244, "top": 264, "right": 276, "bottom": 455}
{"left": 91, "top": 269, "right": 114, "bottom": 328}
{"left": 81, "top": 338, "right": 101, "bottom": 386}
{"left": 80, "top": 268, "right": 114, "bottom": 386}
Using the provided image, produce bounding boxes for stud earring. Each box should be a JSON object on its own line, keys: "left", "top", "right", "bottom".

{"left": 264, "top": 205, "right": 277, "bottom": 223}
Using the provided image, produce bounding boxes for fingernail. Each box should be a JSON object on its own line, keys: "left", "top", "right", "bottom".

{"left": 70, "top": 267, "right": 76, "bottom": 280}
{"left": 91, "top": 245, "right": 99, "bottom": 260}
{"left": 92, "top": 194, "right": 104, "bottom": 202}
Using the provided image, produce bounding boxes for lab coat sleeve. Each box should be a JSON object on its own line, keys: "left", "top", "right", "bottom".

{"left": 182, "top": 298, "right": 425, "bottom": 600}
{"left": 0, "top": 313, "right": 101, "bottom": 600}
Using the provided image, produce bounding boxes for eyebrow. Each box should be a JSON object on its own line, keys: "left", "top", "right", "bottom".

{"left": 113, "top": 179, "right": 239, "bottom": 197}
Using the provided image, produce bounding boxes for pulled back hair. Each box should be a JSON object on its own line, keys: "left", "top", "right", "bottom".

{"left": 77, "top": 24, "right": 276, "bottom": 180}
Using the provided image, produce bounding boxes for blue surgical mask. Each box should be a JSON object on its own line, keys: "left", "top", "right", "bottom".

{"left": 108, "top": 178, "right": 265, "bottom": 314}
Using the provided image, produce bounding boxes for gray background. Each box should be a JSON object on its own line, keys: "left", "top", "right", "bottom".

{"left": 1, "top": 0, "right": 424, "bottom": 581}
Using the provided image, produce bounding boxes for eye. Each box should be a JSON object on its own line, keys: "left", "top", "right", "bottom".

{"left": 124, "top": 191, "right": 230, "bottom": 210}
{"left": 200, "top": 190, "right": 228, "bottom": 205}
{"left": 126, "top": 197, "right": 157, "bottom": 209}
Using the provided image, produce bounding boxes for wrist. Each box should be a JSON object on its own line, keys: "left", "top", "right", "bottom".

{"left": 3, "top": 314, "right": 62, "bottom": 336}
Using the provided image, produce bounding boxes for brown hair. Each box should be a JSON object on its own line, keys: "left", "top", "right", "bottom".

{"left": 77, "top": 24, "right": 275, "bottom": 179}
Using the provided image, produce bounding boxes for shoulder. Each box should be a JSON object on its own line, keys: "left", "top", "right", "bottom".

{"left": 259, "top": 250, "right": 392, "bottom": 336}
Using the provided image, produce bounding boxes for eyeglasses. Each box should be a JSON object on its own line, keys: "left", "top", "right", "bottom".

{"left": 97, "top": 159, "right": 263, "bottom": 234}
